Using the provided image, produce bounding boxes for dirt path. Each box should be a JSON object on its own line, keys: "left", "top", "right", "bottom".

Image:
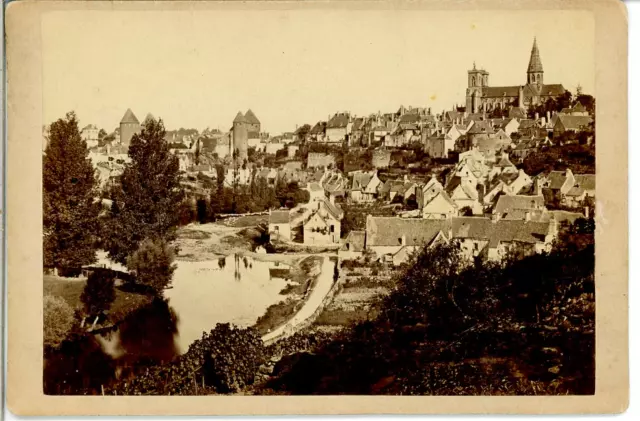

{"left": 261, "top": 256, "right": 336, "bottom": 343}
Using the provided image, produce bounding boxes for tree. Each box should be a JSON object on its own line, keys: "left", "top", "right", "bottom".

{"left": 127, "top": 238, "right": 177, "bottom": 294}
{"left": 43, "top": 295, "right": 76, "bottom": 349}
{"left": 104, "top": 117, "right": 184, "bottom": 264}
{"left": 574, "top": 94, "right": 596, "bottom": 115}
{"left": 296, "top": 124, "right": 311, "bottom": 143}
{"left": 43, "top": 111, "right": 101, "bottom": 274}
{"left": 80, "top": 270, "right": 116, "bottom": 326}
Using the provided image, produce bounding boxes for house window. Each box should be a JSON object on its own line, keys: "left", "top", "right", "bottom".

{"left": 330, "top": 225, "right": 335, "bottom": 233}
{"left": 275, "top": 226, "right": 279, "bottom": 231}
{"left": 474, "top": 242, "right": 479, "bottom": 251}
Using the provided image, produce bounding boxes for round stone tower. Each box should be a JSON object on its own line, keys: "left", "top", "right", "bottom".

{"left": 232, "top": 111, "right": 248, "bottom": 161}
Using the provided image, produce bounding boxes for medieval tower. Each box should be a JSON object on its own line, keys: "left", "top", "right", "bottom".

{"left": 232, "top": 111, "right": 249, "bottom": 161}
{"left": 119, "top": 108, "right": 142, "bottom": 147}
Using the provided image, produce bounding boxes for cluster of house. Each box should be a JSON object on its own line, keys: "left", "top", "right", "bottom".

{"left": 262, "top": 144, "right": 594, "bottom": 265}
{"left": 268, "top": 195, "right": 344, "bottom": 247}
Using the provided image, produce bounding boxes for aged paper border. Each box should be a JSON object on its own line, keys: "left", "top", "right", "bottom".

{"left": 5, "top": 0, "right": 628, "bottom": 415}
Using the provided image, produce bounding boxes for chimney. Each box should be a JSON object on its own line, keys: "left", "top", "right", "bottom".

{"left": 401, "top": 234, "right": 407, "bottom": 246}
{"left": 535, "top": 112, "right": 539, "bottom": 121}
{"left": 524, "top": 211, "right": 531, "bottom": 222}
{"left": 546, "top": 111, "right": 551, "bottom": 121}
{"left": 584, "top": 206, "right": 590, "bottom": 219}
{"left": 491, "top": 212, "right": 499, "bottom": 223}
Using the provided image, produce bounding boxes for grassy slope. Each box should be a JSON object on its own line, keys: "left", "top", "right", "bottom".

{"left": 44, "top": 275, "right": 152, "bottom": 323}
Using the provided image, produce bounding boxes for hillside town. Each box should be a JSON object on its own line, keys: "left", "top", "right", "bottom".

{"left": 43, "top": 37, "right": 596, "bottom": 396}
{"left": 44, "top": 38, "right": 595, "bottom": 267}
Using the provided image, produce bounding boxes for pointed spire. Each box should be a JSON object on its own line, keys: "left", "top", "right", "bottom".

{"left": 527, "top": 37, "right": 543, "bottom": 73}
{"left": 244, "top": 109, "right": 260, "bottom": 125}
{"left": 120, "top": 108, "right": 139, "bottom": 124}
{"left": 473, "top": 61, "right": 476, "bottom": 70}
{"left": 142, "top": 113, "right": 155, "bottom": 125}
{"left": 233, "top": 111, "right": 246, "bottom": 124}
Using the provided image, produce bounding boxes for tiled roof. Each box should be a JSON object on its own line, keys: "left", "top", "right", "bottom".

{"left": 351, "top": 118, "right": 365, "bottom": 131}
{"left": 538, "top": 84, "right": 566, "bottom": 96}
{"left": 574, "top": 174, "right": 595, "bottom": 191}
{"left": 425, "top": 190, "right": 457, "bottom": 209}
{"left": 556, "top": 114, "right": 593, "bottom": 130}
{"left": 366, "top": 216, "right": 450, "bottom": 247}
{"left": 452, "top": 216, "right": 550, "bottom": 245}
{"left": 446, "top": 176, "right": 478, "bottom": 200}
{"left": 546, "top": 171, "right": 570, "bottom": 190}
{"left": 467, "top": 120, "right": 495, "bottom": 135}
{"left": 310, "top": 121, "right": 327, "bottom": 134}
{"left": 327, "top": 113, "right": 349, "bottom": 129}
{"left": 120, "top": 108, "right": 139, "bottom": 124}
{"left": 340, "top": 230, "right": 366, "bottom": 252}
{"left": 269, "top": 210, "right": 290, "bottom": 224}
{"left": 351, "top": 172, "right": 373, "bottom": 191}
{"left": 482, "top": 86, "right": 520, "bottom": 97}
{"left": 244, "top": 109, "right": 260, "bottom": 125}
{"left": 495, "top": 155, "right": 516, "bottom": 168}
{"left": 494, "top": 194, "right": 545, "bottom": 216}
{"left": 566, "top": 186, "right": 585, "bottom": 197}
{"left": 233, "top": 112, "right": 247, "bottom": 124}
{"left": 322, "top": 199, "right": 344, "bottom": 220}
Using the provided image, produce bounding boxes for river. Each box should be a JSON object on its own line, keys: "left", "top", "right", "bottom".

{"left": 44, "top": 253, "right": 332, "bottom": 394}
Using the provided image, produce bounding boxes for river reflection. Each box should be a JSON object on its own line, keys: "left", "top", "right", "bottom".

{"left": 44, "top": 254, "right": 292, "bottom": 395}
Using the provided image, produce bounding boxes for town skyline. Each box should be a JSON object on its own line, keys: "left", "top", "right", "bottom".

{"left": 43, "top": 9, "right": 594, "bottom": 134}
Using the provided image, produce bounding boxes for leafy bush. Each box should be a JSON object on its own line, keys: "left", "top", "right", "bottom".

{"left": 111, "top": 324, "right": 265, "bottom": 395}
{"left": 80, "top": 270, "right": 116, "bottom": 317}
{"left": 43, "top": 295, "right": 76, "bottom": 349}
{"left": 127, "top": 238, "right": 177, "bottom": 294}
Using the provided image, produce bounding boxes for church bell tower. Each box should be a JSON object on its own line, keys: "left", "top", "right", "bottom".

{"left": 527, "top": 37, "right": 544, "bottom": 86}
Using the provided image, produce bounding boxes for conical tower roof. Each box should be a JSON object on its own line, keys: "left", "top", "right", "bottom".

{"left": 120, "top": 108, "right": 139, "bottom": 124}
{"left": 527, "top": 37, "right": 543, "bottom": 73}
{"left": 142, "top": 113, "right": 155, "bottom": 125}
{"left": 244, "top": 109, "right": 260, "bottom": 124}
{"left": 233, "top": 111, "right": 247, "bottom": 124}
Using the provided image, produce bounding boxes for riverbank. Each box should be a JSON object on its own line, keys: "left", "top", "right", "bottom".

{"left": 44, "top": 275, "right": 153, "bottom": 326}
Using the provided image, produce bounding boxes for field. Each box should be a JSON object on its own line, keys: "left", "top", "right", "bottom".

{"left": 44, "top": 275, "right": 152, "bottom": 323}
{"left": 312, "top": 264, "right": 395, "bottom": 328}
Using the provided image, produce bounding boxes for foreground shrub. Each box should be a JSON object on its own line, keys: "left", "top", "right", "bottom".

{"left": 43, "top": 295, "right": 76, "bottom": 349}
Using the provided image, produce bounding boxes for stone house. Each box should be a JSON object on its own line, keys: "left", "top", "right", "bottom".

{"left": 303, "top": 200, "right": 343, "bottom": 244}
{"left": 338, "top": 230, "right": 366, "bottom": 260}
{"left": 364, "top": 216, "right": 451, "bottom": 265}
{"left": 452, "top": 215, "right": 557, "bottom": 262}
{"left": 268, "top": 210, "right": 292, "bottom": 241}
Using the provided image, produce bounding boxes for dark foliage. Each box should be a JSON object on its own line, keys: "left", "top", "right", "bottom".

{"left": 126, "top": 238, "right": 177, "bottom": 294}
{"left": 103, "top": 117, "right": 184, "bottom": 264}
{"left": 110, "top": 323, "right": 265, "bottom": 395}
{"left": 43, "top": 112, "right": 101, "bottom": 272}
{"left": 80, "top": 270, "right": 116, "bottom": 317}
{"left": 519, "top": 143, "right": 595, "bottom": 175}
{"left": 341, "top": 203, "right": 396, "bottom": 237}
{"left": 261, "top": 230, "right": 595, "bottom": 395}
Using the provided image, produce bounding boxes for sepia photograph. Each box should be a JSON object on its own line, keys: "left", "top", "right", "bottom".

{"left": 5, "top": 0, "right": 628, "bottom": 415}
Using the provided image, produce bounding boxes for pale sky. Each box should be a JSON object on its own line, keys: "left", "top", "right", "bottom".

{"left": 42, "top": 9, "right": 594, "bottom": 134}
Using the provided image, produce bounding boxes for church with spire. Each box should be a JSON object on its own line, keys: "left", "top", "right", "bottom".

{"left": 465, "top": 38, "right": 566, "bottom": 114}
